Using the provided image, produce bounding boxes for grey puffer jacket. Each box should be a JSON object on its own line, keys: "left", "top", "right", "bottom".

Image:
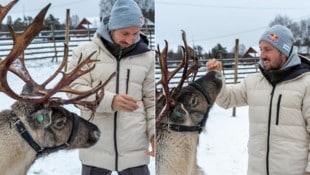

{"left": 216, "top": 54, "right": 310, "bottom": 175}
{"left": 67, "top": 33, "right": 155, "bottom": 171}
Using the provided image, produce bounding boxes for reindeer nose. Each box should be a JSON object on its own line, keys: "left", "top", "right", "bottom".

{"left": 90, "top": 130, "right": 101, "bottom": 141}
{"left": 174, "top": 110, "right": 184, "bottom": 118}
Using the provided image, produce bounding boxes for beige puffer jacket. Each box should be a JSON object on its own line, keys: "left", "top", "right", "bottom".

{"left": 216, "top": 70, "right": 310, "bottom": 175}
{"left": 67, "top": 33, "right": 155, "bottom": 171}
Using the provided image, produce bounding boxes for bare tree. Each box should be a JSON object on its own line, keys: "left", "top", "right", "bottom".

{"left": 232, "top": 43, "right": 246, "bottom": 57}
{"left": 71, "top": 14, "right": 80, "bottom": 28}
{"left": 269, "top": 15, "right": 310, "bottom": 55}
{"left": 269, "top": 15, "right": 300, "bottom": 40}
{"left": 99, "top": 0, "right": 115, "bottom": 21}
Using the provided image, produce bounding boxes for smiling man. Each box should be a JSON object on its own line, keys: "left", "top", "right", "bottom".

{"left": 206, "top": 25, "right": 310, "bottom": 175}
{"left": 67, "top": 0, "right": 155, "bottom": 174}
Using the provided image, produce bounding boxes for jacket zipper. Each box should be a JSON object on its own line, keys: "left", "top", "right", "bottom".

{"left": 114, "top": 49, "right": 122, "bottom": 171}
{"left": 275, "top": 94, "right": 282, "bottom": 125}
{"left": 126, "top": 69, "right": 130, "bottom": 94}
{"left": 266, "top": 86, "right": 276, "bottom": 175}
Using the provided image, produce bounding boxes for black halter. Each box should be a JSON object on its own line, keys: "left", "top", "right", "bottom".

{"left": 160, "top": 81, "right": 213, "bottom": 133}
{"left": 159, "top": 123, "right": 202, "bottom": 132}
{"left": 12, "top": 112, "right": 80, "bottom": 157}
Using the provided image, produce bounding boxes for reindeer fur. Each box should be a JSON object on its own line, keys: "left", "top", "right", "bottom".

{"left": 157, "top": 125, "right": 205, "bottom": 175}
{"left": 0, "top": 100, "right": 100, "bottom": 175}
{"left": 156, "top": 71, "right": 222, "bottom": 175}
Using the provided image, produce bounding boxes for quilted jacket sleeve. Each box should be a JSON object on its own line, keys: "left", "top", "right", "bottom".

{"left": 304, "top": 77, "right": 310, "bottom": 172}
{"left": 142, "top": 52, "right": 155, "bottom": 141}
{"left": 216, "top": 73, "right": 249, "bottom": 109}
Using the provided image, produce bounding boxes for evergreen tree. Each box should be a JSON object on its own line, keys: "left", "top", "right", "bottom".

{"left": 44, "top": 14, "right": 62, "bottom": 30}
{"left": 210, "top": 44, "right": 228, "bottom": 59}
{"left": 12, "top": 17, "right": 24, "bottom": 31}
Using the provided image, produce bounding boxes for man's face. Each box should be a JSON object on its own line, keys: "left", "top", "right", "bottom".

{"left": 259, "top": 41, "right": 288, "bottom": 71}
{"left": 110, "top": 26, "right": 140, "bottom": 48}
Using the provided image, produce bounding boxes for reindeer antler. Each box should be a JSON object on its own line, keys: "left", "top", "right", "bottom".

{"left": 156, "top": 30, "right": 201, "bottom": 124}
{"left": 177, "top": 30, "right": 200, "bottom": 87}
{"left": 0, "top": 2, "right": 115, "bottom": 117}
{"left": 156, "top": 40, "right": 172, "bottom": 123}
{"left": 0, "top": 0, "right": 18, "bottom": 23}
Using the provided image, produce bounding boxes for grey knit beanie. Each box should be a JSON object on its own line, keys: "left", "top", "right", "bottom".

{"left": 108, "top": 0, "right": 144, "bottom": 30}
{"left": 259, "top": 25, "right": 294, "bottom": 57}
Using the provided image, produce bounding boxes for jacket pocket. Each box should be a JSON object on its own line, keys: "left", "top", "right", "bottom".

{"left": 276, "top": 94, "right": 282, "bottom": 125}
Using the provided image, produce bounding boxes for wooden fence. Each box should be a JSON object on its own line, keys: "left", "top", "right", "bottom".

{"left": 0, "top": 27, "right": 155, "bottom": 61}
{"left": 155, "top": 57, "right": 260, "bottom": 90}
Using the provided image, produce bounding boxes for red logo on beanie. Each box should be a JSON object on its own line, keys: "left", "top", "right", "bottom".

{"left": 267, "top": 33, "right": 279, "bottom": 43}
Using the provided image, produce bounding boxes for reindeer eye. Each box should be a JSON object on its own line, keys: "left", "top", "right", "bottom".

{"left": 36, "top": 114, "right": 45, "bottom": 123}
{"left": 191, "top": 96, "right": 198, "bottom": 106}
{"left": 54, "top": 119, "right": 66, "bottom": 129}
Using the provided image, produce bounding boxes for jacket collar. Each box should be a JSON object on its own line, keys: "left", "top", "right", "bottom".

{"left": 259, "top": 55, "right": 310, "bottom": 86}
{"left": 98, "top": 34, "right": 150, "bottom": 59}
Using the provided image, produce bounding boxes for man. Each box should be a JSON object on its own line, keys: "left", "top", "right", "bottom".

{"left": 207, "top": 25, "right": 310, "bottom": 175}
{"left": 67, "top": 0, "right": 155, "bottom": 174}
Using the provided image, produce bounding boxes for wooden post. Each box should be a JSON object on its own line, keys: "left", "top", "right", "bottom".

{"left": 218, "top": 50, "right": 225, "bottom": 76}
{"left": 51, "top": 24, "right": 58, "bottom": 63}
{"left": 232, "top": 39, "right": 239, "bottom": 117}
{"left": 64, "top": 9, "right": 70, "bottom": 71}
{"left": 87, "top": 23, "right": 91, "bottom": 41}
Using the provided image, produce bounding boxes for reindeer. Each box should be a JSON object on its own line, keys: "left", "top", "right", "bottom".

{"left": 0, "top": 2, "right": 114, "bottom": 175}
{"left": 156, "top": 31, "right": 222, "bottom": 175}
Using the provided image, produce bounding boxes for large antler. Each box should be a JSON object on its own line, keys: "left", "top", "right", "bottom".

{"left": 156, "top": 30, "right": 201, "bottom": 123}
{"left": 0, "top": 2, "right": 115, "bottom": 117}
{"left": 0, "top": 0, "right": 18, "bottom": 23}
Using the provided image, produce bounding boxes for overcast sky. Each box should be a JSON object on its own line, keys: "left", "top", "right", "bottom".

{"left": 155, "top": 0, "right": 310, "bottom": 52}
{"left": 2, "top": 0, "right": 101, "bottom": 22}
{"left": 2, "top": 0, "right": 310, "bottom": 52}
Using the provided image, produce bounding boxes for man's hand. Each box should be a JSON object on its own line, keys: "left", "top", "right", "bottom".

{"left": 112, "top": 94, "right": 139, "bottom": 112}
{"left": 206, "top": 58, "right": 222, "bottom": 72}
{"left": 147, "top": 136, "right": 155, "bottom": 157}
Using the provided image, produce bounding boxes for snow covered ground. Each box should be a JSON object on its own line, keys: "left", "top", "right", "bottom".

{"left": 199, "top": 105, "right": 248, "bottom": 174}
{"left": 28, "top": 150, "right": 155, "bottom": 175}
{"left": 0, "top": 59, "right": 249, "bottom": 175}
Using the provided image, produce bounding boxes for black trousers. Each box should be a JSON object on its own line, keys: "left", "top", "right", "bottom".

{"left": 82, "top": 164, "right": 150, "bottom": 175}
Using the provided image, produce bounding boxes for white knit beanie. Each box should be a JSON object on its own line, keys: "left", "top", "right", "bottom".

{"left": 108, "top": 0, "right": 144, "bottom": 30}
{"left": 259, "top": 25, "right": 294, "bottom": 57}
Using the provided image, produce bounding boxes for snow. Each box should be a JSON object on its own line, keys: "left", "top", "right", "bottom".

{"left": 0, "top": 58, "right": 249, "bottom": 175}
{"left": 199, "top": 105, "right": 248, "bottom": 174}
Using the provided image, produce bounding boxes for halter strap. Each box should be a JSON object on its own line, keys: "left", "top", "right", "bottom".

{"left": 12, "top": 112, "right": 80, "bottom": 157}
{"left": 159, "top": 123, "right": 201, "bottom": 132}
{"left": 158, "top": 82, "right": 213, "bottom": 133}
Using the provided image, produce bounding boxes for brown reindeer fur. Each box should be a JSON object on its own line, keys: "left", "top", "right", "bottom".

{"left": 156, "top": 71, "right": 222, "bottom": 175}
{"left": 0, "top": 98, "right": 100, "bottom": 175}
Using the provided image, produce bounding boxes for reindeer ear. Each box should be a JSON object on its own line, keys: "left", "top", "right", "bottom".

{"left": 32, "top": 109, "right": 52, "bottom": 128}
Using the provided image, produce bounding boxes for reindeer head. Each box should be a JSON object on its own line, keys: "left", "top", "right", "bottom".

{"left": 10, "top": 84, "right": 100, "bottom": 153}
{"left": 170, "top": 71, "right": 222, "bottom": 126}
{"left": 156, "top": 31, "right": 222, "bottom": 132}
{"left": 0, "top": 1, "right": 115, "bottom": 156}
